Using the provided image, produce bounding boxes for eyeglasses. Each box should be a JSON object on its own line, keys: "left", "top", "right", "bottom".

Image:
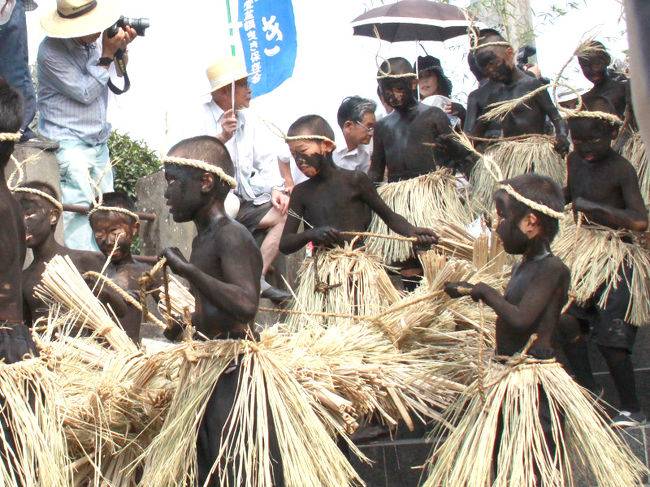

{"left": 355, "top": 121, "right": 375, "bottom": 134}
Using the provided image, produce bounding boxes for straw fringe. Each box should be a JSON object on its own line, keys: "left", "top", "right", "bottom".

{"left": 553, "top": 219, "right": 650, "bottom": 326}
{"left": 0, "top": 359, "right": 71, "bottom": 487}
{"left": 287, "top": 243, "right": 401, "bottom": 328}
{"left": 423, "top": 360, "right": 648, "bottom": 487}
{"left": 470, "top": 136, "right": 566, "bottom": 212}
{"left": 366, "top": 169, "right": 475, "bottom": 263}
{"left": 621, "top": 131, "right": 650, "bottom": 203}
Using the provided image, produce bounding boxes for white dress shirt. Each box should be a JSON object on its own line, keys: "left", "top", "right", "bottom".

{"left": 202, "top": 101, "right": 284, "bottom": 205}
{"left": 332, "top": 142, "right": 372, "bottom": 173}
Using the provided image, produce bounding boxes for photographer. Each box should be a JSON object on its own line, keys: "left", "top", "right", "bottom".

{"left": 37, "top": 0, "right": 138, "bottom": 251}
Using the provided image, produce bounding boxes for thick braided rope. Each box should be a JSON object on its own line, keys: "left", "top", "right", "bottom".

{"left": 161, "top": 156, "right": 238, "bottom": 189}
{"left": 562, "top": 109, "right": 623, "bottom": 126}
{"left": 283, "top": 134, "right": 336, "bottom": 145}
{"left": 87, "top": 205, "right": 140, "bottom": 223}
{"left": 0, "top": 132, "right": 21, "bottom": 142}
{"left": 12, "top": 187, "right": 63, "bottom": 211}
{"left": 499, "top": 184, "right": 565, "bottom": 219}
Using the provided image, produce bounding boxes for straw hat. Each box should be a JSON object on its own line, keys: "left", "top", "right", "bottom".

{"left": 41, "top": 0, "right": 120, "bottom": 39}
{"left": 206, "top": 57, "right": 250, "bottom": 94}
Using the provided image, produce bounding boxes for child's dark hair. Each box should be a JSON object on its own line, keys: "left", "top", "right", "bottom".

{"left": 0, "top": 77, "right": 24, "bottom": 168}
{"left": 287, "top": 115, "right": 336, "bottom": 142}
{"left": 336, "top": 96, "right": 377, "bottom": 129}
{"left": 20, "top": 181, "right": 60, "bottom": 203}
{"left": 93, "top": 191, "right": 137, "bottom": 224}
{"left": 577, "top": 40, "right": 611, "bottom": 66}
{"left": 496, "top": 173, "right": 564, "bottom": 242}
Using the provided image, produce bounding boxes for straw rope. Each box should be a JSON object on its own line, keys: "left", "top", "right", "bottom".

{"left": 12, "top": 186, "right": 63, "bottom": 211}
{"left": 499, "top": 184, "right": 565, "bottom": 219}
{"left": 84, "top": 271, "right": 168, "bottom": 330}
{"left": 6, "top": 150, "right": 45, "bottom": 190}
{"left": 471, "top": 41, "right": 512, "bottom": 52}
{"left": 376, "top": 72, "right": 417, "bottom": 80}
{"left": 562, "top": 108, "right": 623, "bottom": 125}
{"left": 0, "top": 132, "right": 21, "bottom": 141}
{"left": 162, "top": 156, "right": 238, "bottom": 189}
{"left": 87, "top": 205, "right": 140, "bottom": 223}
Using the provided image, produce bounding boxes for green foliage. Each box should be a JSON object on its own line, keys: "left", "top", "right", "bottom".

{"left": 107, "top": 130, "right": 161, "bottom": 200}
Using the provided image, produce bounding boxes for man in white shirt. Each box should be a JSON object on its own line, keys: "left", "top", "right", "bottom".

{"left": 333, "top": 96, "right": 376, "bottom": 173}
{"left": 201, "top": 57, "right": 291, "bottom": 303}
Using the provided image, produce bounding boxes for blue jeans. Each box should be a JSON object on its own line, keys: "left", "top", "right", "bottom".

{"left": 0, "top": 0, "right": 36, "bottom": 136}
{"left": 56, "top": 140, "right": 113, "bottom": 251}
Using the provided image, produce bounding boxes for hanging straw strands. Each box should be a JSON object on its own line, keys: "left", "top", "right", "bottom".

{"left": 35, "top": 255, "right": 138, "bottom": 353}
{"left": 622, "top": 131, "right": 650, "bottom": 202}
{"left": 0, "top": 358, "right": 71, "bottom": 487}
{"left": 553, "top": 218, "right": 650, "bottom": 326}
{"left": 286, "top": 242, "right": 401, "bottom": 329}
{"left": 365, "top": 169, "right": 476, "bottom": 263}
{"left": 422, "top": 358, "right": 648, "bottom": 487}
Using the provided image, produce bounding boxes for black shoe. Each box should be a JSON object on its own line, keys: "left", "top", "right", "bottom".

{"left": 261, "top": 285, "right": 292, "bottom": 305}
{"left": 18, "top": 134, "right": 59, "bottom": 151}
{"left": 612, "top": 410, "right": 647, "bottom": 428}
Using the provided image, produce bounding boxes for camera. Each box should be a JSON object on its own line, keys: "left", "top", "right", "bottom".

{"left": 516, "top": 45, "right": 537, "bottom": 70}
{"left": 107, "top": 16, "right": 150, "bottom": 38}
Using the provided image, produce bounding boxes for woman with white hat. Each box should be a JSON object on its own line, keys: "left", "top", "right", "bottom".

{"left": 36, "top": 0, "right": 138, "bottom": 251}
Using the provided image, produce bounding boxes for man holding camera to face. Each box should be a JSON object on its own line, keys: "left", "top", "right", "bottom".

{"left": 36, "top": 0, "right": 139, "bottom": 251}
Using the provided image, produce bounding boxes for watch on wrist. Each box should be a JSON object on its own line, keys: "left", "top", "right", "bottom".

{"left": 97, "top": 56, "right": 113, "bottom": 66}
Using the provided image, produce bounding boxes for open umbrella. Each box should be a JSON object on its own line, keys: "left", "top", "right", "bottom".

{"left": 351, "top": 0, "right": 477, "bottom": 43}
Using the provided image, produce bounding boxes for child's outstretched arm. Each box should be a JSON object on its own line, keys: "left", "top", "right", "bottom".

{"left": 445, "top": 264, "right": 563, "bottom": 332}
{"left": 356, "top": 172, "right": 438, "bottom": 246}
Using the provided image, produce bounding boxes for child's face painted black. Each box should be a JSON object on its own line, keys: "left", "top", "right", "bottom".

{"left": 495, "top": 193, "right": 530, "bottom": 254}
{"left": 90, "top": 211, "right": 138, "bottom": 262}
{"left": 164, "top": 163, "right": 205, "bottom": 222}
{"left": 17, "top": 194, "right": 57, "bottom": 248}
{"left": 378, "top": 77, "right": 416, "bottom": 110}
{"left": 569, "top": 118, "right": 616, "bottom": 162}
{"left": 476, "top": 48, "right": 514, "bottom": 83}
{"left": 288, "top": 139, "right": 328, "bottom": 178}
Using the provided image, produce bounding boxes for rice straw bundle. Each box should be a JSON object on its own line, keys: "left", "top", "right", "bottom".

{"left": 263, "top": 323, "right": 465, "bottom": 430}
{"left": 139, "top": 338, "right": 363, "bottom": 487}
{"left": 36, "top": 310, "right": 178, "bottom": 486}
{"left": 157, "top": 274, "right": 195, "bottom": 319}
{"left": 423, "top": 358, "right": 648, "bottom": 487}
{"left": 0, "top": 358, "right": 71, "bottom": 487}
{"left": 34, "top": 255, "right": 137, "bottom": 353}
{"left": 287, "top": 242, "right": 401, "bottom": 328}
{"left": 470, "top": 136, "right": 566, "bottom": 212}
{"left": 365, "top": 169, "right": 475, "bottom": 263}
{"left": 553, "top": 219, "right": 650, "bottom": 326}
{"left": 621, "top": 131, "right": 650, "bottom": 203}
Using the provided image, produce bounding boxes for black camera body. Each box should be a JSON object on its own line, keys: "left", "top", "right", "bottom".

{"left": 107, "top": 16, "right": 150, "bottom": 38}
{"left": 517, "top": 45, "right": 537, "bottom": 69}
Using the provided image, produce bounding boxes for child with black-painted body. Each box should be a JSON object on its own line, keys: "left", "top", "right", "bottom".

{"left": 558, "top": 99, "right": 649, "bottom": 427}
{"left": 160, "top": 135, "right": 284, "bottom": 486}
{"left": 279, "top": 115, "right": 437, "bottom": 255}
{"left": 16, "top": 181, "right": 106, "bottom": 326}
{"left": 89, "top": 191, "right": 160, "bottom": 343}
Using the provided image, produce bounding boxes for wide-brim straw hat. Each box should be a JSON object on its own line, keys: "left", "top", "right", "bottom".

{"left": 206, "top": 57, "right": 250, "bottom": 94}
{"left": 41, "top": 0, "right": 120, "bottom": 39}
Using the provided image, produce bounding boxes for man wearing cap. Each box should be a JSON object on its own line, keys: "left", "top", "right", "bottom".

{"left": 37, "top": 0, "right": 137, "bottom": 251}
{"left": 202, "top": 57, "right": 292, "bottom": 303}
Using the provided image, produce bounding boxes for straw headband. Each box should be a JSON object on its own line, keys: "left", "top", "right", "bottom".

{"left": 284, "top": 135, "right": 336, "bottom": 146}
{"left": 12, "top": 187, "right": 63, "bottom": 211}
{"left": 0, "top": 132, "right": 21, "bottom": 142}
{"left": 471, "top": 41, "right": 512, "bottom": 52}
{"left": 563, "top": 109, "right": 622, "bottom": 126}
{"left": 376, "top": 72, "right": 418, "bottom": 80}
{"left": 162, "top": 156, "right": 238, "bottom": 189}
{"left": 499, "top": 184, "right": 565, "bottom": 220}
{"left": 88, "top": 205, "right": 140, "bottom": 223}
